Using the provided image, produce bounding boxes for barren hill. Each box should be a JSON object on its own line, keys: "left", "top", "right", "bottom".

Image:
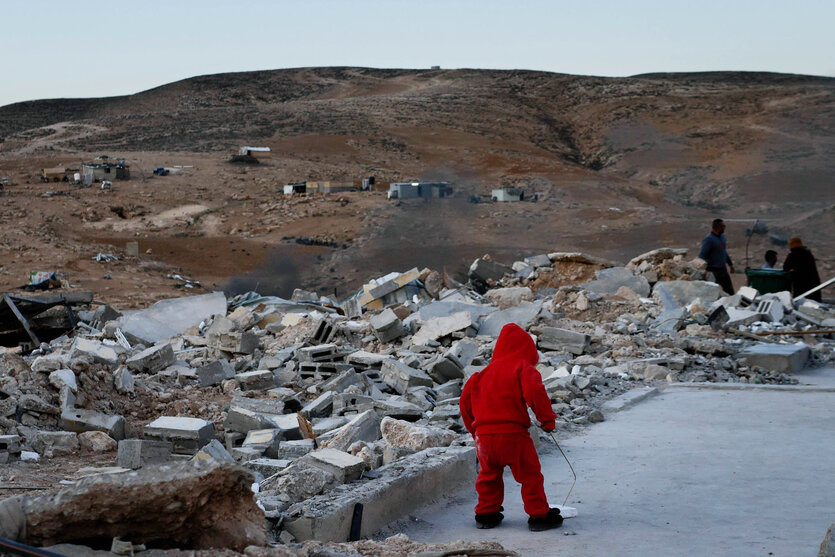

{"left": 0, "top": 68, "right": 833, "bottom": 304}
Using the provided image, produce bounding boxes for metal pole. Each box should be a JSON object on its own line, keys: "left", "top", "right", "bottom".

{"left": 793, "top": 276, "right": 835, "bottom": 302}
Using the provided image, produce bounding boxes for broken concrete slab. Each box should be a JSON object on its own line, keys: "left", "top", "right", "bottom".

{"left": 538, "top": 327, "right": 590, "bottom": 355}
{"left": 119, "top": 292, "right": 227, "bottom": 346}
{"left": 48, "top": 369, "right": 77, "bottom": 392}
{"left": 235, "top": 369, "right": 276, "bottom": 391}
{"left": 302, "top": 390, "right": 335, "bottom": 418}
{"left": 242, "top": 429, "right": 282, "bottom": 458}
{"left": 192, "top": 438, "right": 235, "bottom": 464}
{"left": 143, "top": 416, "right": 215, "bottom": 454}
{"left": 69, "top": 337, "right": 122, "bottom": 367}
{"left": 305, "top": 448, "right": 366, "bottom": 483}
{"left": 740, "top": 343, "right": 811, "bottom": 374}
{"left": 197, "top": 360, "right": 234, "bottom": 387}
{"left": 601, "top": 387, "right": 659, "bottom": 414}
{"left": 116, "top": 439, "right": 173, "bottom": 469}
{"left": 412, "top": 311, "right": 473, "bottom": 346}
{"left": 26, "top": 430, "right": 79, "bottom": 457}
{"left": 276, "top": 439, "right": 315, "bottom": 459}
{"left": 283, "top": 446, "right": 476, "bottom": 542}
{"left": 415, "top": 300, "right": 496, "bottom": 324}
{"left": 125, "top": 343, "right": 175, "bottom": 374}
{"left": 60, "top": 408, "right": 125, "bottom": 440}
{"left": 7, "top": 460, "right": 265, "bottom": 550}
{"left": 581, "top": 267, "right": 651, "bottom": 298}
{"left": 478, "top": 300, "right": 544, "bottom": 337}
{"left": 653, "top": 280, "right": 722, "bottom": 310}
{"left": 320, "top": 409, "right": 381, "bottom": 452}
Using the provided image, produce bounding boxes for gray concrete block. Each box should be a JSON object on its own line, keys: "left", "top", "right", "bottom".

{"left": 283, "top": 446, "right": 476, "bottom": 542}
{"left": 538, "top": 327, "right": 590, "bottom": 355}
{"left": 225, "top": 406, "right": 269, "bottom": 433}
{"left": 381, "top": 359, "right": 433, "bottom": 394}
{"left": 235, "top": 370, "right": 276, "bottom": 391}
{"left": 277, "top": 439, "right": 316, "bottom": 459}
{"left": 197, "top": 360, "right": 234, "bottom": 387}
{"left": 304, "top": 448, "right": 366, "bottom": 483}
{"left": 242, "top": 429, "right": 283, "bottom": 458}
{"left": 245, "top": 458, "right": 292, "bottom": 478}
{"left": 370, "top": 309, "right": 406, "bottom": 343}
{"left": 215, "top": 331, "right": 260, "bottom": 355}
{"left": 70, "top": 337, "right": 122, "bottom": 366}
{"left": 301, "top": 391, "right": 335, "bottom": 419}
{"left": 143, "top": 416, "right": 215, "bottom": 454}
{"left": 126, "top": 343, "right": 175, "bottom": 374}
{"left": 269, "top": 413, "right": 302, "bottom": 441}
{"left": 740, "top": 343, "right": 811, "bottom": 374}
{"left": 117, "top": 439, "right": 173, "bottom": 469}
{"left": 192, "top": 438, "right": 235, "bottom": 464}
{"left": 60, "top": 408, "right": 126, "bottom": 440}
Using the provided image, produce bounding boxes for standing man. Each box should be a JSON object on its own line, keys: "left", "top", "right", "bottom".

{"left": 699, "top": 218, "right": 735, "bottom": 295}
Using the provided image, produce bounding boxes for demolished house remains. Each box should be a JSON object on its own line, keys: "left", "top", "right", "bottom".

{"left": 0, "top": 246, "right": 832, "bottom": 554}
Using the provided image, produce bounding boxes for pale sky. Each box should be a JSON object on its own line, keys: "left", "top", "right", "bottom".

{"left": 1, "top": 0, "right": 833, "bottom": 107}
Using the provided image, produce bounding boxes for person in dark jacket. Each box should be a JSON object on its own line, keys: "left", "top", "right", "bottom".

{"left": 698, "top": 218, "right": 735, "bottom": 295}
{"left": 460, "top": 323, "right": 563, "bottom": 531}
{"left": 783, "top": 237, "right": 822, "bottom": 302}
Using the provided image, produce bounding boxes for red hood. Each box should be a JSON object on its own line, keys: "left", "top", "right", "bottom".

{"left": 491, "top": 323, "right": 538, "bottom": 366}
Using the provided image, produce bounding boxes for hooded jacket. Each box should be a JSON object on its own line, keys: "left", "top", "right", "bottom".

{"left": 460, "top": 323, "right": 557, "bottom": 435}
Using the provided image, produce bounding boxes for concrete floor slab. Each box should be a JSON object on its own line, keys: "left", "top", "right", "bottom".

{"left": 393, "top": 367, "right": 835, "bottom": 556}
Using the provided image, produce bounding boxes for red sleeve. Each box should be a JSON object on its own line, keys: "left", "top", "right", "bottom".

{"left": 520, "top": 362, "right": 557, "bottom": 430}
{"left": 460, "top": 378, "right": 476, "bottom": 435}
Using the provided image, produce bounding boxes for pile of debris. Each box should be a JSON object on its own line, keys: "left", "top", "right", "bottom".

{"left": 0, "top": 247, "right": 832, "bottom": 553}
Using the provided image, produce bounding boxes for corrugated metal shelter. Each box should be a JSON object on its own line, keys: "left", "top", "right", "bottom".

{"left": 387, "top": 182, "right": 450, "bottom": 200}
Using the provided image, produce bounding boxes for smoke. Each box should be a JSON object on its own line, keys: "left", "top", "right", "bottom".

{"left": 223, "top": 248, "right": 302, "bottom": 298}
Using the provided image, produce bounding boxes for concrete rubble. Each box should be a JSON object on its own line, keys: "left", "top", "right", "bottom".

{"left": 0, "top": 246, "right": 832, "bottom": 553}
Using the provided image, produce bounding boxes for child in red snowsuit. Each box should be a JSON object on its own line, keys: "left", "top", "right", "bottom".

{"left": 460, "top": 323, "right": 563, "bottom": 531}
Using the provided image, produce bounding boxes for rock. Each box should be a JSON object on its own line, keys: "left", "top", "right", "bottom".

{"left": 485, "top": 287, "right": 534, "bottom": 309}
{"left": 78, "top": 431, "right": 117, "bottom": 453}
{"left": 113, "top": 367, "right": 135, "bottom": 394}
{"left": 48, "top": 369, "right": 77, "bottom": 392}
{"left": 588, "top": 410, "right": 605, "bottom": 423}
{"left": 28, "top": 430, "right": 79, "bottom": 457}
{"left": 581, "top": 267, "right": 651, "bottom": 297}
{"left": 380, "top": 417, "right": 458, "bottom": 451}
{"left": 260, "top": 461, "right": 337, "bottom": 505}
{"left": 653, "top": 280, "right": 722, "bottom": 310}
{"left": 642, "top": 364, "right": 669, "bottom": 380}
{"left": 14, "top": 460, "right": 265, "bottom": 550}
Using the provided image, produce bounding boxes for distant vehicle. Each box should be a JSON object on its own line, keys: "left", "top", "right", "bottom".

{"left": 153, "top": 167, "right": 169, "bottom": 176}
{"left": 100, "top": 180, "right": 113, "bottom": 190}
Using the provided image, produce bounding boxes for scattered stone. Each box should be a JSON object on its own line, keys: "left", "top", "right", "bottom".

{"left": 78, "top": 431, "right": 117, "bottom": 453}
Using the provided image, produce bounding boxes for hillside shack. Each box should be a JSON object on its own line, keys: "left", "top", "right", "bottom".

{"left": 238, "top": 146, "right": 271, "bottom": 158}
{"left": 81, "top": 160, "right": 130, "bottom": 185}
{"left": 492, "top": 187, "right": 524, "bottom": 202}
{"left": 387, "top": 181, "right": 450, "bottom": 200}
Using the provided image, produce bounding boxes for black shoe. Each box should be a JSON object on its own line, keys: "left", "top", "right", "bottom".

{"left": 528, "top": 507, "right": 563, "bottom": 531}
{"left": 475, "top": 508, "right": 504, "bottom": 529}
